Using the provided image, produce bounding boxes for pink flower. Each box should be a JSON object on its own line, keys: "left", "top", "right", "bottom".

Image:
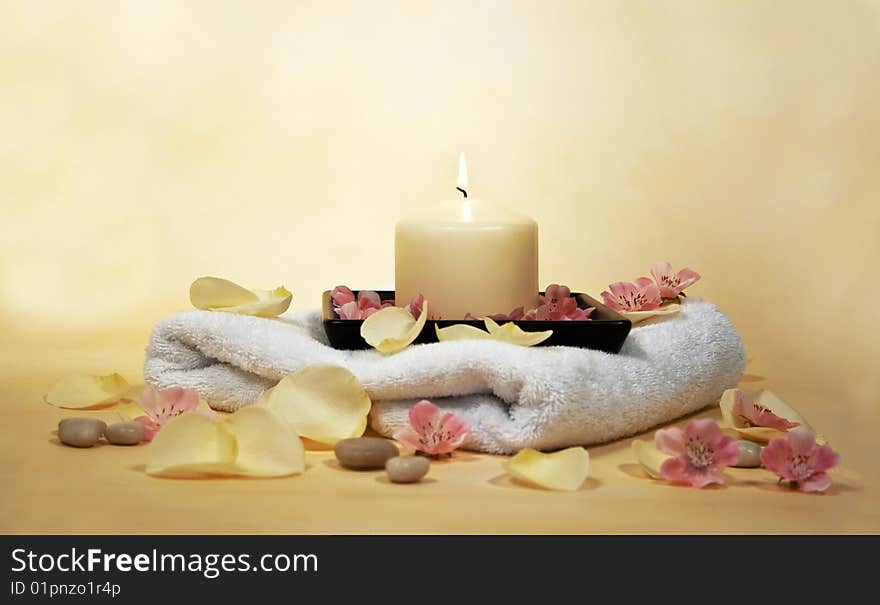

{"left": 543, "top": 284, "right": 572, "bottom": 308}
{"left": 655, "top": 418, "right": 739, "bottom": 488}
{"left": 650, "top": 261, "right": 701, "bottom": 299}
{"left": 330, "top": 285, "right": 356, "bottom": 308}
{"left": 134, "top": 386, "right": 205, "bottom": 442}
{"left": 517, "top": 284, "right": 594, "bottom": 321}
{"left": 405, "top": 293, "right": 425, "bottom": 319}
{"left": 760, "top": 430, "right": 840, "bottom": 493}
{"left": 393, "top": 400, "right": 470, "bottom": 456}
{"left": 332, "top": 286, "right": 386, "bottom": 319}
{"left": 601, "top": 278, "right": 662, "bottom": 313}
{"left": 733, "top": 390, "right": 800, "bottom": 431}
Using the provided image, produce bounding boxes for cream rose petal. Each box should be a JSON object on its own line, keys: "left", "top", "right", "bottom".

{"left": 719, "top": 388, "right": 819, "bottom": 443}
{"left": 622, "top": 303, "right": 681, "bottom": 325}
{"left": 632, "top": 439, "right": 671, "bottom": 479}
{"left": 484, "top": 317, "right": 553, "bottom": 347}
{"left": 259, "top": 365, "right": 372, "bottom": 446}
{"left": 223, "top": 406, "right": 304, "bottom": 477}
{"left": 503, "top": 447, "right": 590, "bottom": 491}
{"left": 146, "top": 413, "right": 237, "bottom": 478}
{"left": 190, "top": 277, "right": 292, "bottom": 317}
{"left": 434, "top": 323, "right": 494, "bottom": 341}
{"left": 45, "top": 373, "right": 130, "bottom": 409}
{"left": 360, "top": 301, "right": 428, "bottom": 354}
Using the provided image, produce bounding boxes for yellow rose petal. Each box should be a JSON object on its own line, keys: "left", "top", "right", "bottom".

{"left": 360, "top": 301, "right": 428, "bottom": 354}
{"left": 223, "top": 406, "right": 304, "bottom": 477}
{"left": 435, "top": 323, "right": 494, "bottom": 341}
{"left": 146, "top": 413, "right": 237, "bottom": 478}
{"left": 484, "top": 317, "right": 553, "bottom": 347}
{"left": 632, "top": 439, "right": 671, "bottom": 479}
{"left": 622, "top": 303, "right": 681, "bottom": 325}
{"left": 503, "top": 447, "right": 590, "bottom": 491}
{"left": 45, "top": 373, "right": 130, "bottom": 409}
{"left": 190, "top": 276, "right": 292, "bottom": 317}
{"left": 259, "top": 365, "right": 371, "bottom": 446}
{"left": 719, "top": 388, "right": 816, "bottom": 443}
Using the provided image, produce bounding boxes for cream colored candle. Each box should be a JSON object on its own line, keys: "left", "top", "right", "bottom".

{"left": 395, "top": 154, "right": 539, "bottom": 320}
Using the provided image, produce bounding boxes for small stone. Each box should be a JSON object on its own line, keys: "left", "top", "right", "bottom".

{"left": 58, "top": 417, "right": 106, "bottom": 448}
{"left": 386, "top": 456, "right": 430, "bottom": 483}
{"left": 104, "top": 421, "right": 145, "bottom": 445}
{"left": 334, "top": 437, "right": 399, "bottom": 470}
{"left": 733, "top": 440, "right": 762, "bottom": 468}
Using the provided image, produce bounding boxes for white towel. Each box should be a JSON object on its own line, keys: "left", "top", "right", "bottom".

{"left": 144, "top": 298, "right": 745, "bottom": 454}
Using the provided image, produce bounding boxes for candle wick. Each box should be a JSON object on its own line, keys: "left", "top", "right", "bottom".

{"left": 456, "top": 187, "right": 468, "bottom": 199}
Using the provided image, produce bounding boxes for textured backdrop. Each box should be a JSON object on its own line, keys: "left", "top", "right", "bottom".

{"left": 1, "top": 1, "right": 878, "bottom": 419}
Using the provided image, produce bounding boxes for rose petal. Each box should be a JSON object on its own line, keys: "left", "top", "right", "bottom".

{"left": 503, "top": 447, "right": 590, "bottom": 491}
{"left": 190, "top": 277, "right": 292, "bottom": 317}
{"left": 719, "top": 388, "right": 815, "bottom": 443}
{"left": 45, "top": 373, "right": 130, "bottom": 409}
{"left": 434, "top": 323, "right": 494, "bottom": 341}
{"left": 360, "top": 300, "right": 429, "bottom": 354}
{"left": 632, "top": 439, "right": 672, "bottom": 478}
{"left": 223, "top": 406, "right": 304, "bottom": 477}
{"left": 483, "top": 318, "right": 553, "bottom": 347}
{"left": 259, "top": 365, "right": 372, "bottom": 446}
{"left": 145, "top": 413, "right": 237, "bottom": 478}
{"left": 621, "top": 304, "right": 681, "bottom": 325}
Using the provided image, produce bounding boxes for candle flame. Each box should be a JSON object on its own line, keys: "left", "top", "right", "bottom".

{"left": 457, "top": 152, "right": 468, "bottom": 188}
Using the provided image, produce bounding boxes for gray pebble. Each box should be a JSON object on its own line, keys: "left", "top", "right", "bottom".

{"left": 733, "top": 440, "right": 762, "bottom": 468}
{"left": 334, "top": 437, "right": 399, "bottom": 470}
{"left": 104, "top": 421, "right": 145, "bottom": 445}
{"left": 386, "top": 456, "right": 430, "bottom": 483}
{"left": 58, "top": 418, "right": 106, "bottom": 448}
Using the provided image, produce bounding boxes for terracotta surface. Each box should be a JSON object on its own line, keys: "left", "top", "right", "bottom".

{"left": 2, "top": 349, "right": 876, "bottom": 534}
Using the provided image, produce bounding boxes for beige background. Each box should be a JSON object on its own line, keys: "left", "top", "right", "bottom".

{"left": 1, "top": 1, "right": 878, "bottom": 532}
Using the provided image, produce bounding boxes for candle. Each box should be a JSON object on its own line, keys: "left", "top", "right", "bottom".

{"left": 394, "top": 153, "right": 539, "bottom": 320}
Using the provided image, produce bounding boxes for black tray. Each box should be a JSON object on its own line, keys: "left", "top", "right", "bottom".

{"left": 322, "top": 290, "right": 631, "bottom": 354}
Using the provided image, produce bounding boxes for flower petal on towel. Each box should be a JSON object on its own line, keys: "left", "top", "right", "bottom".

{"left": 189, "top": 276, "right": 292, "bottom": 317}
{"left": 146, "top": 413, "right": 237, "bottom": 478}
{"left": 434, "top": 323, "right": 494, "bottom": 341}
{"left": 503, "top": 447, "right": 590, "bottom": 491}
{"left": 45, "top": 373, "right": 130, "bottom": 409}
{"left": 632, "top": 439, "right": 671, "bottom": 478}
{"left": 259, "top": 365, "right": 372, "bottom": 446}
{"left": 360, "top": 301, "right": 429, "bottom": 354}
{"left": 484, "top": 317, "right": 553, "bottom": 347}
{"left": 719, "top": 388, "right": 816, "bottom": 443}
{"left": 621, "top": 303, "right": 681, "bottom": 325}
{"left": 222, "top": 406, "right": 304, "bottom": 477}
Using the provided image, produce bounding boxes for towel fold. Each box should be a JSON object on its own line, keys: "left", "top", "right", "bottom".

{"left": 144, "top": 298, "right": 745, "bottom": 453}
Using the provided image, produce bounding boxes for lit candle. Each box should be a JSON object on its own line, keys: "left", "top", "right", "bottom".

{"left": 394, "top": 153, "right": 539, "bottom": 319}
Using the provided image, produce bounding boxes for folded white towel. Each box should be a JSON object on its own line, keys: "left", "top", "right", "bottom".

{"left": 144, "top": 299, "right": 745, "bottom": 453}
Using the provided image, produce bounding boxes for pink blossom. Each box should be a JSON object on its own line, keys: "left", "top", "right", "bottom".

{"left": 393, "top": 400, "right": 470, "bottom": 456}
{"left": 529, "top": 284, "right": 594, "bottom": 320}
{"left": 601, "top": 278, "right": 662, "bottom": 313}
{"left": 405, "top": 293, "right": 425, "bottom": 319}
{"left": 650, "top": 261, "right": 701, "bottom": 299}
{"left": 733, "top": 390, "right": 800, "bottom": 431}
{"left": 134, "top": 386, "right": 206, "bottom": 442}
{"left": 543, "top": 284, "right": 572, "bottom": 308}
{"left": 655, "top": 418, "right": 739, "bottom": 488}
{"left": 760, "top": 430, "right": 840, "bottom": 493}
{"left": 332, "top": 285, "right": 386, "bottom": 319}
{"left": 330, "top": 285, "right": 356, "bottom": 308}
